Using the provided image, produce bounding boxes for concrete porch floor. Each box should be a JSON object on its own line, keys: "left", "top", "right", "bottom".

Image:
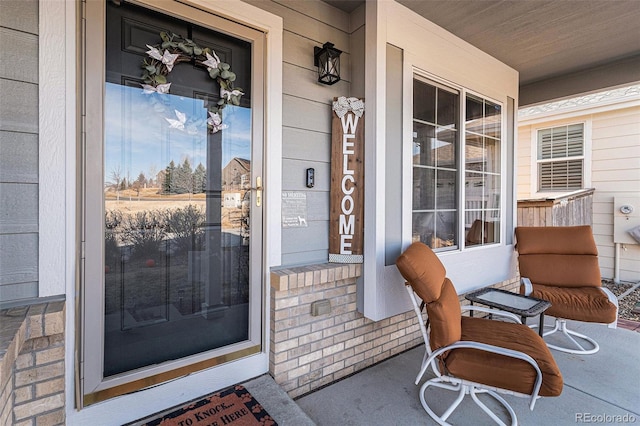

{"left": 251, "top": 319, "right": 640, "bottom": 425}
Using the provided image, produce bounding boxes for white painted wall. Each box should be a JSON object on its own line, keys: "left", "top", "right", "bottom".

{"left": 518, "top": 86, "right": 640, "bottom": 282}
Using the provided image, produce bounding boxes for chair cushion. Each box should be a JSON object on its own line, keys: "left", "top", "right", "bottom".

{"left": 519, "top": 254, "right": 601, "bottom": 288}
{"left": 396, "top": 242, "right": 447, "bottom": 303}
{"left": 530, "top": 284, "right": 617, "bottom": 323}
{"left": 426, "top": 278, "right": 461, "bottom": 349}
{"left": 515, "top": 226, "right": 598, "bottom": 256}
{"left": 444, "top": 317, "right": 563, "bottom": 397}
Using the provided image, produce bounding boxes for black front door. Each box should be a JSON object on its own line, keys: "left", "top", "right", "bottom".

{"left": 102, "top": 0, "right": 259, "bottom": 378}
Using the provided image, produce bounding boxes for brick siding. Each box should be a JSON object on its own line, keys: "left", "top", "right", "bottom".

{"left": 270, "top": 263, "right": 519, "bottom": 397}
{"left": 0, "top": 302, "right": 65, "bottom": 426}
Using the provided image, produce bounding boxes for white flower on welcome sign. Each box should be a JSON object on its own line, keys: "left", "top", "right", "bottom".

{"left": 332, "top": 96, "right": 365, "bottom": 118}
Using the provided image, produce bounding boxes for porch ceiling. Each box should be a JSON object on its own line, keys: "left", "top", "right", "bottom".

{"left": 323, "top": 0, "right": 640, "bottom": 105}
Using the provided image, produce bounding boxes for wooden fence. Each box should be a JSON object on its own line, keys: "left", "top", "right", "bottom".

{"left": 517, "top": 188, "right": 594, "bottom": 227}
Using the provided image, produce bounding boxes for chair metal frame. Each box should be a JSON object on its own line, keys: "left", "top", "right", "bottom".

{"left": 520, "top": 277, "right": 619, "bottom": 355}
{"left": 406, "top": 285, "right": 544, "bottom": 426}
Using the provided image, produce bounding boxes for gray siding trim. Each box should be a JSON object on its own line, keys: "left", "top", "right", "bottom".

{"left": 282, "top": 127, "right": 330, "bottom": 161}
{"left": 282, "top": 159, "right": 330, "bottom": 191}
{"left": 0, "top": 79, "right": 38, "bottom": 133}
{"left": 0, "top": 0, "right": 39, "bottom": 303}
{"left": 0, "top": 183, "right": 38, "bottom": 233}
{"left": 0, "top": 293, "right": 64, "bottom": 310}
{"left": 0, "top": 0, "right": 39, "bottom": 34}
{"left": 0, "top": 27, "right": 39, "bottom": 84}
{"left": 0, "top": 282, "right": 38, "bottom": 304}
{"left": 283, "top": 95, "right": 333, "bottom": 133}
{"left": 282, "top": 222, "right": 329, "bottom": 253}
{"left": 0, "top": 234, "right": 38, "bottom": 285}
{"left": 281, "top": 249, "right": 329, "bottom": 267}
{"left": 0, "top": 131, "right": 38, "bottom": 183}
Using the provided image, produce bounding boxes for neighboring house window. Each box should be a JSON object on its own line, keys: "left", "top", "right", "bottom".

{"left": 537, "top": 123, "right": 584, "bottom": 191}
{"left": 412, "top": 77, "right": 502, "bottom": 250}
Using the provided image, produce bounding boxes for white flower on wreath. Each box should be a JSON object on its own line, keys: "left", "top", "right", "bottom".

{"left": 220, "top": 87, "right": 244, "bottom": 101}
{"left": 207, "top": 111, "right": 228, "bottom": 133}
{"left": 145, "top": 44, "right": 179, "bottom": 72}
{"left": 202, "top": 51, "right": 221, "bottom": 71}
{"left": 142, "top": 83, "right": 171, "bottom": 95}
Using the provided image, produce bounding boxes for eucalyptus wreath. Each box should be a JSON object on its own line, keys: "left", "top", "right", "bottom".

{"left": 141, "top": 31, "right": 244, "bottom": 133}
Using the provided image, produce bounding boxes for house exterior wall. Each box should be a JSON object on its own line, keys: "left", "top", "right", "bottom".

{"left": 0, "top": 0, "right": 39, "bottom": 303}
{"left": 245, "top": 0, "right": 354, "bottom": 267}
{"left": 0, "top": 0, "right": 527, "bottom": 422}
{"left": 517, "top": 88, "right": 640, "bottom": 281}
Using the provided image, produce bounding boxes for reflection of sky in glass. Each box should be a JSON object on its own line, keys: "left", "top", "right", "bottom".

{"left": 104, "top": 83, "right": 251, "bottom": 184}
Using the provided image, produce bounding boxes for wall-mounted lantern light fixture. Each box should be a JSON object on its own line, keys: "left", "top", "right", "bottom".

{"left": 314, "top": 42, "right": 342, "bottom": 85}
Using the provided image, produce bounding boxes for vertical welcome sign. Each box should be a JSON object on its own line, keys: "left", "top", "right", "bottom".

{"left": 329, "top": 97, "right": 364, "bottom": 263}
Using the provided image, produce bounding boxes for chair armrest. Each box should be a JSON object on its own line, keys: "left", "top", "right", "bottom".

{"left": 599, "top": 287, "right": 618, "bottom": 329}
{"left": 461, "top": 306, "right": 522, "bottom": 324}
{"left": 521, "top": 277, "right": 533, "bottom": 296}
{"left": 426, "top": 340, "right": 543, "bottom": 411}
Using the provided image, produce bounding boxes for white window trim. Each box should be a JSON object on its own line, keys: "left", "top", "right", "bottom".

{"left": 530, "top": 120, "right": 592, "bottom": 195}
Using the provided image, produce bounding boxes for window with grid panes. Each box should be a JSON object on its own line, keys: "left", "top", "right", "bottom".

{"left": 412, "top": 78, "right": 459, "bottom": 250}
{"left": 537, "top": 124, "right": 584, "bottom": 191}
{"left": 464, "top": 95, "right": 501, "bottom": 247}
{"left": 412, "top": 77, "right": 503, "bottom": 250}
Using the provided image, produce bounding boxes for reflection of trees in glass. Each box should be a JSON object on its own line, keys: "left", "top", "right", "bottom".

{"left": 109, "top": 166, "right": 123, "bottom": 200}
{"left": 105, "top": 206, "right": 206, "bottom": 258}
{"left": 174, "top": 158, "right": 193, "bottom": 194}
{"left": 193, "top": 163, "right": 207, "bottom": 193}
{"left": 161, "top": 159, "right": 207, "bottom": 195}
{"left": 166, "top": 205, "right": 206, "bottom": 253}
{"left": 105, "top": 210, "right": 123, "bottom": 266}
{"left": 162, "top": 161, "right": 177, "bottom": 194}
{"left": 120, "top": 210, "right": 167, "bottom": 259}
{"left": 132, "top": 172, "right": 147, "bottom": 197}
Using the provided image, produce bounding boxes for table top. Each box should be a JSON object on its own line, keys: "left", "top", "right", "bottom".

{"left": 465, "top": 287, "right": 551, "bottom": 317}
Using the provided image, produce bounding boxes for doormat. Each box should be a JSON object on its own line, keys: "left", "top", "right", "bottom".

{"left": 132, "top": 385, "right": 277, "bottom": 426}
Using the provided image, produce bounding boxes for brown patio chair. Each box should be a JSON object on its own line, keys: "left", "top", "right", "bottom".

{"left": 515, "top": 225, "right": 618, "bottom": 355}
{"left": 396, "top": 242, "right": 563, "bottom": 426}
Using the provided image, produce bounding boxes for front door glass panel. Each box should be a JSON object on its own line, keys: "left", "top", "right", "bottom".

{"left": 103, "top": 2, "right": 254, "bottom": 377}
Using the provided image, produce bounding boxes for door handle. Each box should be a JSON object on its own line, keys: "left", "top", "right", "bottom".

{"left": 251, "top": 176, "right": 262, "bottom": 207}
